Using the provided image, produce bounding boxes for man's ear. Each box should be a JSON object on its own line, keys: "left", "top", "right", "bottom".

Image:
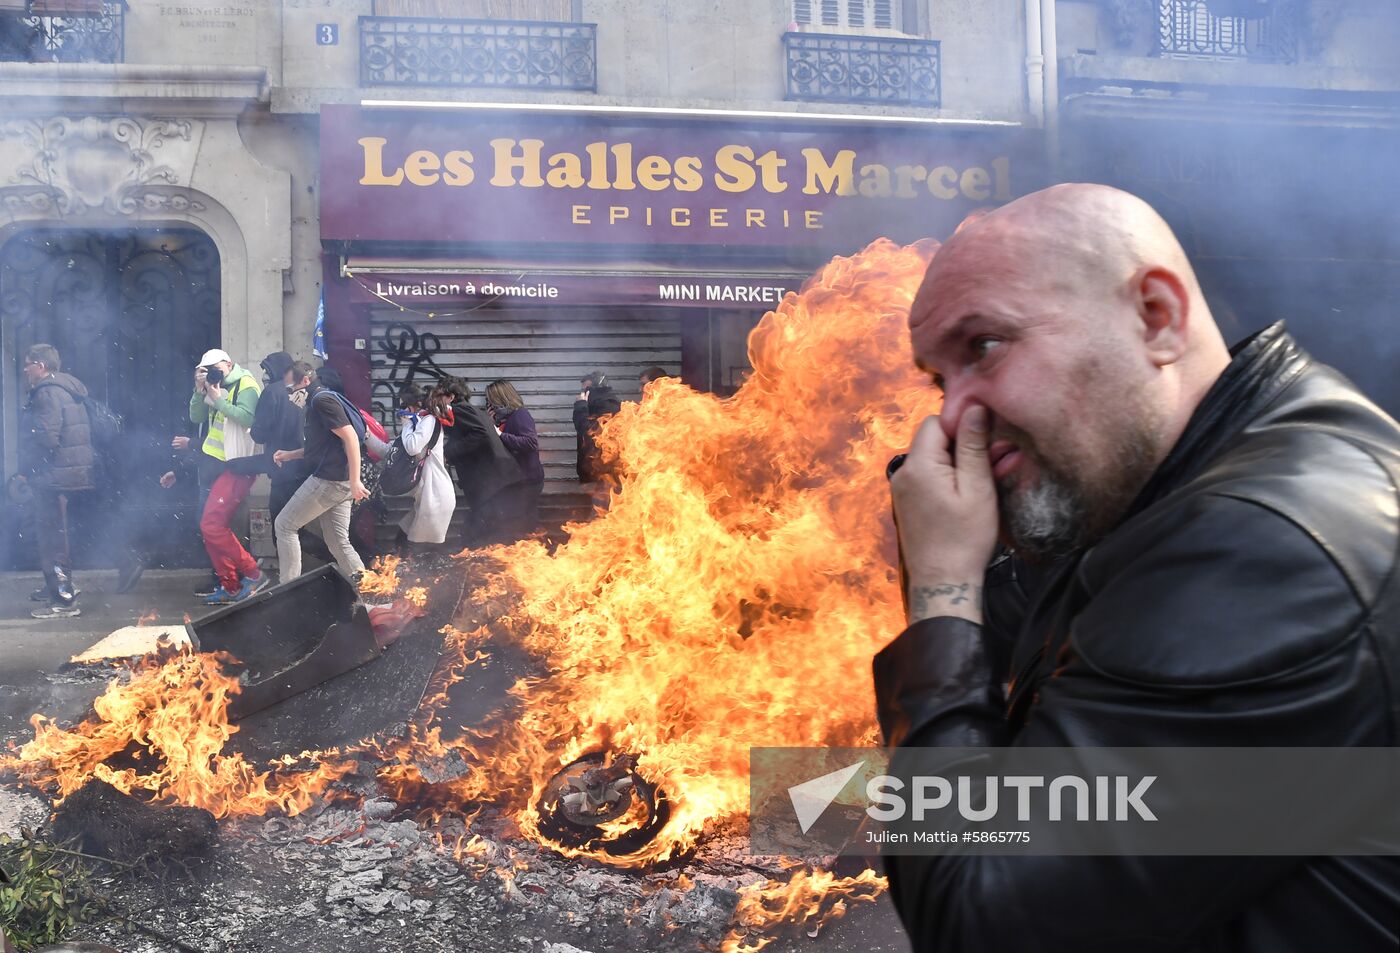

{"left": 1134, "top": 266, "right": 1190, "bottom": 367}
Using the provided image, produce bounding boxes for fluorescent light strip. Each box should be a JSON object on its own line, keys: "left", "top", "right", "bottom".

{"left": 359, "top": 99, "right": 1021, "bottom": 128}
{"left": 348, "top": 262, "right": 809, "bottom": 279}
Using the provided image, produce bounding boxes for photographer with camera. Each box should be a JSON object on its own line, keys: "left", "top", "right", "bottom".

{"left": 182, "top": 348, "right": 268, "bottom": 604}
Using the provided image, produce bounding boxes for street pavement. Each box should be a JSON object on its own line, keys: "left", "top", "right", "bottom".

{"left": 0, "top": 566, "right": 915, "bottom": 953}
{"left": 0, "top": 567, "right": 212, "bottom": 744}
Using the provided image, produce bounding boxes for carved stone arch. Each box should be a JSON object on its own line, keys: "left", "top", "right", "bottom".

{"left": 0, "top": 195, "right": 238, "bottom": 480}
{"left": 0, "top": 183, "right": 252, "bottom": 367}
{"left": 0, "top": 113, "right": 291, "bottom": 367}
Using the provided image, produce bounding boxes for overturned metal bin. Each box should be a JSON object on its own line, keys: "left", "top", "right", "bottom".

{"left": 186, "top": 565, "right": 380, "bottom": 721}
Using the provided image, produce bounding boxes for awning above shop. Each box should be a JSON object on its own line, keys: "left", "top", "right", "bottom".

{"left": 341, "top": 257, "right": 812, "bottom": 311}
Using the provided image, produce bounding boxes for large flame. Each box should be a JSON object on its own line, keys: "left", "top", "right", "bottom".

{"left": 0, "top": 643, "right": 351, "bottom": 818}
{"left": 2, "top": 237, "right": 943, "bottom": 944}
{"left": 379, "top": 237, "right": 943, "bottom": 866}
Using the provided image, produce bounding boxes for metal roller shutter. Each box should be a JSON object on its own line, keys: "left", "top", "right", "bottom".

{"left": 368, "top": 304, "right": 682, "bottom": 494}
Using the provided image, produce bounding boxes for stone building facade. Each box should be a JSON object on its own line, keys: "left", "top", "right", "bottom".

{"left": 0, "top": 0, "right": 1397, "bottom": 563}
{"left": 0, "top": 0, "right": 1036, "bottom": 558}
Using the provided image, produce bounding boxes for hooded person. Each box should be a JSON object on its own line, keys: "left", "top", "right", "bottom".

{"left": 244, "top": 352, "right": 312, "bottom": 525}
{"left": 573, "top": 370, "right": 621, "bottom": 485}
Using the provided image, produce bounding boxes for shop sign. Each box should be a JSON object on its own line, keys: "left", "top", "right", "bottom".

{"left": 321, "top": 105, "right": 1032, "bottom": 250}
{"left": 346, "top": 270, "right": 805, "bottom": 311}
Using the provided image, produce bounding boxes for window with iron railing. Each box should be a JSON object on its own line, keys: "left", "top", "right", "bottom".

{"left": 359, "top": 7, "right": 594, "bottom": 89}
{"left": 1157, "top": 0, "right": 1296, "bottom": 62}
{"left": 371, "top": 0, "right": 574, "bottom": 18}
{"left": 793, "top": 0, "right": 900, "bottom": 32}
{"left": 361, "top": 0, "right": 591, "bottom": 90}
{"left": 783, "top": 32, "right": 939, "bottom": 107}
{"left": 0, "top": 0, "right": 125, "bottom": 63}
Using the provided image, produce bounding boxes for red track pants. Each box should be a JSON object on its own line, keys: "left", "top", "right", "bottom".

{"left": 200, "top": 469, "right": 259, "bottom": 593}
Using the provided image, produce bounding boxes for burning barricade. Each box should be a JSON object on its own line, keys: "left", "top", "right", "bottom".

{"left": 1, "top": 237, "right": 943, "bottom": 951}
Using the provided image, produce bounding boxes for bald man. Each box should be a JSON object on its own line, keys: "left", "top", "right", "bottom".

{"left": 878, "top": 185, "right": 1400, "bottom": 951}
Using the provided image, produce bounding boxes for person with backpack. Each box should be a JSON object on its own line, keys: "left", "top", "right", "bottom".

{"left": 271, "top": 367, "right": 370, "bottom": 584}
{"left": 389, "top": 384, "right": 454, "bottom": 549}
{"left": 19, "top": 343, "right": 94, "bottom": 618}
{"left": 188, "top": 348, "right": 268, "bottom": 605}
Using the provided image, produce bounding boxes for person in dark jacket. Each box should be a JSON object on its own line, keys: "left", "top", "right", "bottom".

{"left": 435, "top": 378, "right": 524, "bottom": 546}
{"left": 573, "top": 370, "right": 621, "bottom": 485}
{"left": 881, "top": 184, "right": 1400, "bottom": 952}
{"left": 20, "top": 343, "right": 94, "bottom": 618}
{"left": 485, "top": 379, "right": 544, "bottom": 539}
{"left": 245, "top": 354, "right": 313, "bottom": 526}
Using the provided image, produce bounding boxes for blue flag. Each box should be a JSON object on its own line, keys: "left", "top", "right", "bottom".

{"left": 313, "top": 289, "right": 328, "bottom": 360}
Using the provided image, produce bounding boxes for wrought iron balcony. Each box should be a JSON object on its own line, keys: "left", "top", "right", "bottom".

{"left": 0, "top": 0, "right": 125, "bottom": 63}
{"left": 783, "top": 32, "right": 940, "bottom": 108}
{"left": 789, "top": 32, "right": 940, "bottom": 107}
{"left": 1157, "top": 0, "right": 1296, "bottom": 62}
{"left": 359, "top": 16, "right": 596, "bottom": 91}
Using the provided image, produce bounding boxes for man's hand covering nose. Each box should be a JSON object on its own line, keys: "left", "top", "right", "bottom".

{"left": 889, "top": 405, "right": 999, "bottom": 626}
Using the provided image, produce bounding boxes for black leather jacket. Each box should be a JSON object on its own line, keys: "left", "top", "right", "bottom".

{"left": 444, "top": 401, "right": 523, "bottom": 507}
{"left": 873, "top": 324, "right": 1400, "bottom": 952}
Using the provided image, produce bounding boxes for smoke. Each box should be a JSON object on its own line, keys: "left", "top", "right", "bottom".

{"left": 1062, "top": 110, "right": 1400, "bottom": 416}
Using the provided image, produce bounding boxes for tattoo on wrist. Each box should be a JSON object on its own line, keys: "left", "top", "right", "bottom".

{"left": 909, "top": 582, "right": 981, "bottom": 619}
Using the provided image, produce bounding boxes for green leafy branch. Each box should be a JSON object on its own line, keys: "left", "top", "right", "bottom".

{"left": 0, "top": 829, "right": 98, "bottom": 951}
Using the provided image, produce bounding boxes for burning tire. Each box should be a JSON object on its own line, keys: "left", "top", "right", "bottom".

{"left": 537, "top": 752, "right": 671, "bottom": 858}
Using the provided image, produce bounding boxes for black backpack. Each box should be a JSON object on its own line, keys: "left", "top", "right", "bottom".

{"left": 379, "top": 416, "right": 440, "bottom": 497}
{"left": 37, "top": 381, "right": 122, "bottom": 457}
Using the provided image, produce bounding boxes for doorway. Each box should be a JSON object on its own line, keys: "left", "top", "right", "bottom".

{"left": 0, "top": 227, "right": 221, "bottom": 568}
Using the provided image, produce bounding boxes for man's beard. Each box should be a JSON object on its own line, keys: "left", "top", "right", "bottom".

{"left": 996, "top": 423, "right": 1161, "bottom": 563}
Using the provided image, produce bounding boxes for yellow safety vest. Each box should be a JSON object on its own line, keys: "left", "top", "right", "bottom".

{"left": 201, "top": 375, "right": 259, "bottom": 461}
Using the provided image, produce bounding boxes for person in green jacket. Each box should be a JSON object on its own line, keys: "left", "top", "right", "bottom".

{"left": 185, "top": 348, "right": 269, "bottom": 604}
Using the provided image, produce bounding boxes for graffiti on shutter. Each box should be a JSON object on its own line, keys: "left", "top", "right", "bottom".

{"left": 368, "top": 307, "right": 681, "bottom": 492}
